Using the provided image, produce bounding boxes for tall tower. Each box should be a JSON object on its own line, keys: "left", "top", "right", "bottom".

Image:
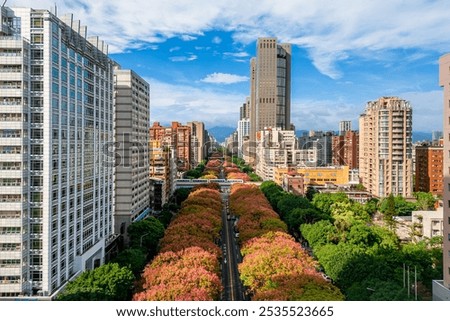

{"left": 249, "top": 38, "right": 291, "bottom": 150}
{"left": 0, "top": 7, "right": 115, "bottom": 298}
{"left": 359, "top": 97, "right": 413, "bottom": 198}
{"left": 114, "top": 68, "right": 150, "bottom": 236}
{"left": 438, "top": 54, "right": 450, "bottom": 294}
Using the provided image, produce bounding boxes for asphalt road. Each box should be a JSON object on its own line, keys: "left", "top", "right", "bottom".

{"left": 220, "top": 192, "right": 247, "bottom": 301}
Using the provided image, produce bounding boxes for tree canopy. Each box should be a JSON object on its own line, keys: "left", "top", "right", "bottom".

{"left": 57, "top": 263, "right": 135, "bottom": 301}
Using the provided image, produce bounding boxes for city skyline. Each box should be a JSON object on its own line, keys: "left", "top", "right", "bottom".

{"left": 9, "top": 0, "right": 449, "bottom": 131}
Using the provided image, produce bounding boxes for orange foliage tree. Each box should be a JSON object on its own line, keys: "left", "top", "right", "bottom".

{"left": 133, "top": 247, "right": 222, "bottom": 301}
{"left": 134, "top": 186, "right": 223, "bottom": 301}
{"left": 239, "top": 231, "right": 344, "bottom": 301}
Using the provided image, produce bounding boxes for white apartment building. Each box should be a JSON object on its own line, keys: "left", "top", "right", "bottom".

{"left": 255, "top": 128, "right": 299, "bottom": 181}
{"left": 237, "top": 118, "right": 250, "bottom": 158}
{"left": 114, "top": 68, "right": 150, "bottom": 236}
{"left": 0, "top": 7, "right": 115, "bottom": 298}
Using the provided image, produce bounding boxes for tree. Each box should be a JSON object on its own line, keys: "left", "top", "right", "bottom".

{"left": 305, "top": 186, "right": 318, "bottom": 201}
{"left": 381, "top": 194, "right": 397, "bottom": 230}
{"left": 127, "top": 217, "right": 165, "bottom": 254}
{"left": 57, "top": 263, "right": 135, "bottom": 301}
{"left": 276, "top": 194, "right": 311, "bottom": 218}
{"left": 414, "top": 192, "right": 436, "bottom": 211}
{"left": 312, "top": 192, "right": 349, "bottom": 216}
{"left": 134, "top": 247, "right": 222, "bottom": 301}
{"left": 300, "top": 220, "right": 339, "bottom": 249}
{"left": 285, "top": 208, "right": 324, "bottom": 231}
{"left": 173, "top": 188, "right": 191, "bottom": 205}
{"left": 113, "top": 248, "right": 147, "bottom": 275}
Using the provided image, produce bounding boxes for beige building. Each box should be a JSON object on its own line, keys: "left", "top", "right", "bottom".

{"left": 114, "top": 68, "right": 150, "bottom": 236}
{"left": 187, "top": 121, "right": 207, "bottom": 167}
{"left": 412, "top": 208, "right": 444, "bottom": 241}
{"left": 434, "top": 54, "right": 450, "bottom": 300}
{"left": 248, "top": 38, "right": 291, "bottom": 161}
{"left": 274, "top": 166, "right": 349, "bottom": 188}
{"left": 359, "top": 97, "right": 413, "bottom": 198}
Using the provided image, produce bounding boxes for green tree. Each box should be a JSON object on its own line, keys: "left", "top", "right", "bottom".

{"left": 260, "top": 181, "right": 285, "bottom": 211}
{"left": 57, "top": 263, "right": 135, "bottom": 301}
{"left": 379, "top": 194, "right": 417, "bottom": 216}
{"left": 285, "top": 208, "right": 324, "bottom": 231}
{"left": 364, "top": 198, "right": 379, "bottom": 216}
{"left": 312, "top": 192, "right": 349, "bottom": 216}
{"left": 174, "top": 188, "right": 191, "bottom": 205}
{"left": 300, "top": 220, "right": 339, "bottom": 249}
{"left": 157, "top": 209, "right": 173, "bottom": 228}
{"left": 330, "top": 201, "right": 371, "bottom": 233}
{"left": 414, "top": 192, "right": 436, "bottom": 211}
{"left": 113, "top": 248, "right": 147, "bottom": 275}
{"left": 277, "top": 194, "right": 311, "bottom": 218}
{"left": 127, "top": 217, "right": 165, "bottom": 254}
{"left": 305, "top": 186, "right": 318, "bottom": 201}
{"left": 381, "top": 194, "right": 397, "bottom": 230}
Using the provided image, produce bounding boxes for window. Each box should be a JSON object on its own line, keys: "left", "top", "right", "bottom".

{"left": 31, "top": 33, "right": 43, "bottom": 44}
{"left": 31, "top": 17, "right": 44, "bottom": 28}
{"left": 31, "top": 49, "right": 43, "bottom": 60}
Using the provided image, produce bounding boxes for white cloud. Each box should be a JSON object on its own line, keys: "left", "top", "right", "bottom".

{"left": 169, "top": 46, "right": 181, "bottom": 52}
{"left": 145, "top": 78, "right": 241, "bottom": 127}
{"left": 224, "top": 51, "right": 249, "bottom": 58}
{"left": 11, "top": 0, "right": 450, "bottom": 79}
{"left": 200, "top": 72, "right": 249, "bottom": 84}
{"left": 169, "top": 54, "right": 198, "bottom": 62}
{"left": 179, "top": 34, "right": 197, "bottom": 41}
{"left": 212, "top": 36, "right": 222, "bottom": 44}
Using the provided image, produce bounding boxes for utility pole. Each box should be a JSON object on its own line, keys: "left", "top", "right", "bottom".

{"left": 407, "top": 265, "right": 410, "bottom": 298}
{"left": 414, "top": 266, "right": 417, "bottom": 301}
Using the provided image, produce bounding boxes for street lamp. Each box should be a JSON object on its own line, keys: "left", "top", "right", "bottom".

{"left": 140, "top": 232, "right": 151, "bottom": 247}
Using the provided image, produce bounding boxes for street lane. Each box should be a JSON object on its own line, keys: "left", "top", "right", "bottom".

{"left": 221, "top": 191, "right": 246, "bottom": 301}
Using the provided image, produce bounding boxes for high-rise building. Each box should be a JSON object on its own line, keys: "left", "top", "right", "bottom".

{"left": 415, "top": 141, "right": 443, "bottom": 196}
{"left": 359, "top": 97, "right": 413, "bottom": 198}
{"left": 434, "top": 54, "right": 450, "bottom": 299}
{"left": 249, "top": 38, "right": 291, "bottom": 152}
{"left": 114, "top": 68, "right": 150, "bottom": 236}
{"left": 339, "top": 121, "right": 352, "bottom": 135}
{"left": 0, "top": 7, "right": 115, "bottom": 298}
{"left": 187, "top": 121, "right": 207, "bottom": 167}
{"left": 332, "top": 130, "right": 359, "bottom": 169}
{"left": 149, "top": 121, "right": 191, "bottom": 172}
{"left": 149, "top": 140, "right": 175, "bottom": 209}
{"left": 298, "top": 131, "right": 334, "bottom": 167}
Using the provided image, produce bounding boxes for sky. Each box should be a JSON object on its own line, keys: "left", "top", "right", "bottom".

{"left": 10, "top": 0, "right": 450, "bottom": 132}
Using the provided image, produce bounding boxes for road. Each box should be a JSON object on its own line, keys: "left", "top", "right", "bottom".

{"left": 220, "top": 191, "right": 247, "bottom": 301}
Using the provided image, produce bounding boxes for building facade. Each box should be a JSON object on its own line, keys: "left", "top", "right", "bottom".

{"left": 0, "top": 7, "right": 115, "bottom": 298}
{"left": 149, "top": 121, "right": 191, "bottom": 173}
{"left": 359, "top": 96, "right": 413, "bottom": 198}
{"left": 332, "top": 130, "right": 359, "bottom": 169}
{"left": 434, "top": 54, "right": 450, "bottom": 299}
{"left": 249, "top": 38, "right": 291, "bottom": 149}
{"left": 187, "top": 121, "right": 207, "bottom": 168}
{"left": 114, "top": 68, "right": 150, "bottom": 236}
{"left": 415, "top": 141, "right": 443, "bottom": 196}
{"left": 274, "top": 166, "right": 349, "bottom": 188}
{"left": 339, "top": 120, "right": 352, "bottom": 135}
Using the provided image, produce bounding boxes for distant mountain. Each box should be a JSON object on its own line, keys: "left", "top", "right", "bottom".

{"left": 208, "top": 127, "right": 433, "bottom": 144}
{"left": 207, "top": 126, "right": 236, "bottom": 143}
{"left": 412, "top": 131, "right": 432, "bottom": 143}
{"left": 295, "top": 129, "right": 433, "bottom": 143}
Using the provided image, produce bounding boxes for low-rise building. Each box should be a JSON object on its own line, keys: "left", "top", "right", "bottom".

{"left": 412, "top": 208, "right": 444, "bottom": 240}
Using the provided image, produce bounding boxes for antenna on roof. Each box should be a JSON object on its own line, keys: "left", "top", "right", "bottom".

{"left": 54, "top": 3, "right": 58, "bottom": 16}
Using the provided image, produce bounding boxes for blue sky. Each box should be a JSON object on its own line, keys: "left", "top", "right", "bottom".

{"left": 13, "top": 0, "right": 450, "bottom": 131}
